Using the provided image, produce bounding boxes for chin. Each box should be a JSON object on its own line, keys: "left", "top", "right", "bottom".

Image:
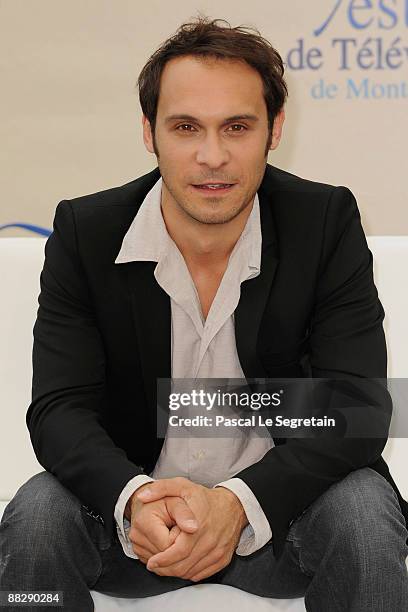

{"left": 195, "top": 208, "right": 242, "bottom": 225}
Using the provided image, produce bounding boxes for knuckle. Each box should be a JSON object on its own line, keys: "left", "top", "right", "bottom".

{"left": 214, "top": 548, "right": 225, "bottom": 562}
{"left": 175, "top": 476, "right": 190, "bottom": 492}
{"left": 175, "top": 476, "right": 187, "bottom": 484}
{"left": 130, "top": 524, "right": 145, "bottom": 542}
{"left": 221, "top": 542, "right": 230, "bottom": 556}
{"left": 130, "top": 533, "right": 137, "bottom": 546}
{"left": 128, "top": 528, "right": 138, "bottom": 544}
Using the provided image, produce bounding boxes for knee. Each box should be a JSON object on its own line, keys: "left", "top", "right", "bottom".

{"left": 1, "top": 471, "right": 82, "bottom": 544}
{"left": 312, "top": 468, "right": 408, "bottom": 545}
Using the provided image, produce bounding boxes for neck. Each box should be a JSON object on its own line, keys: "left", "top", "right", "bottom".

{"left": 160, "top": 191, "right": 254, "bottom": 269}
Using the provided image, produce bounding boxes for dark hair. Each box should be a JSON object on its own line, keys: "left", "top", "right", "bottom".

{"left": 137, "top": 14, "right": 288, "bottom": 140}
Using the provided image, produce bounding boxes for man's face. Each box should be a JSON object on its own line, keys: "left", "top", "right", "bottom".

{"left": 142, "top": 55, "right": 284, "bottom": 226}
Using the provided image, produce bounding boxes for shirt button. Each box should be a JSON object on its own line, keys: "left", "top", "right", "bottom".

{"left": 192, "top": 450, "right": 206, "bottom": 460}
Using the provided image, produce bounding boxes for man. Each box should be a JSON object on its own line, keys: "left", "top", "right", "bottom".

{"left": 1, "top": 15, "right": 408, "bottom": 611}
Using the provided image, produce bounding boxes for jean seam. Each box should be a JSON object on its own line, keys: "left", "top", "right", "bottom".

{"left": 289, "top": 537, "right": 314, "bottom": 578}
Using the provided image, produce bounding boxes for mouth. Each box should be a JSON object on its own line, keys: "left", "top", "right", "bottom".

{"left": 191, "top": 183, "right": 236, "bottom": 195}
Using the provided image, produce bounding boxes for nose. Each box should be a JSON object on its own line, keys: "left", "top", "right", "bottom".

{"left": 195, "top": 131, "right": 230, "bottom": 168}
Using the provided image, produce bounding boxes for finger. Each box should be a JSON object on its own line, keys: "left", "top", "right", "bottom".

{"left": 129, "top": 527, "right": 159, "bottom": 556}
{"left": 136, "top": 477, "right": 190, "bottom": 503}
{"left": 146, "top": 530, "right": 197, "bottom": 570}
{"left": 132, "top": 524, "right": 178, "bottom": 558}
{"left": 133, "top": 515, "right": 172, "bottom": 554}
{"left": 144, "top": 517, "right": 174, "bottom": 554}
{"left": 131, "top": 543, "right": 154, "bottom": 559}
{"left": 151, "top": 545, "right": 217, "bottom": 579}
{"left": 168, "top": 524, "right": 181, "bottom": 546}
{"left": 189, "top": 558, "right": 228, "bottom": 583}
{"left": 166, "top": 497, "right": 198, "bottom": 532}
{"left": 149, "top": 533, "right": 219, "bottom": 577}
{"left": 184, "top": 549, "right": 226, "bottom": 580}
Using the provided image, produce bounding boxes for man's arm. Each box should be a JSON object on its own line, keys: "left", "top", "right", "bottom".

{"left": 232, "top": 186, "right": 392, "bottom": 560}
{"left": 212, "top": 478, "right": 272, "bottom": 555}
{"left": 26, "top": 200, "right": 146, "bottom": 542}
{"left": 114, "top": 476, "right": 156, "bottom": 559}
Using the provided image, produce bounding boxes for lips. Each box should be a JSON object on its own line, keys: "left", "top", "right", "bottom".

{"left": 193, "top": 181, "right": 233, "bottom": 187}
{"left": 191, "top": 183, "right": 236, "bottom": 195}
{"left": 193, "top": 183, "right": 234, "bottom": 188}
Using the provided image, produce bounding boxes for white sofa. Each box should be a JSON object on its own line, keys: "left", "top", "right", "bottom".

{"left": 1, "top": 236, "right": 407, "bottom": 611}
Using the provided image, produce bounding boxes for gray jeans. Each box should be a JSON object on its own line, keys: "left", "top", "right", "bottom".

{"left": 1, "top": 467, "right": 407, "bottom": 611}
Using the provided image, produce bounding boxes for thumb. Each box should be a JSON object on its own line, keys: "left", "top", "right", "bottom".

{"left": 167, "top": 497, "right": 199, "bottom": 532}
{"left": 136, "top": 478, "right": 184, "bottom": 502}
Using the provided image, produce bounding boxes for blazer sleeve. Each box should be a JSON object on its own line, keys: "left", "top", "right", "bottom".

{"left": 26, "top": 200, "right": 145, "bottom": 541}
{"left": 232, "top": 186, "right": 392, "bottom": 560}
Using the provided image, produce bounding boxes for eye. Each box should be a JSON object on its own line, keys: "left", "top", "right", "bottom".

{"left": 176, "top": 124, "right": 195, "bottom": 132}
{"left": 175, "top": 124, "right": 248, "bottom": 133}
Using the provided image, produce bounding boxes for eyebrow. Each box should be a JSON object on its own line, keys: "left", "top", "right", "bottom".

{"left": 164, "top": 114, "right": 259, "bottom": 125}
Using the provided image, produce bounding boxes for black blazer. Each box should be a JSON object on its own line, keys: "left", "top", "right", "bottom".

{"left": 27, "top": 163, "right": 408, "bottom": 560}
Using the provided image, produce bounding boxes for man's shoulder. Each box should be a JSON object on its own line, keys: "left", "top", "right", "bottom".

{"left": 65, "top": 166, "right": 161, "bottom": 210}
{"left": 261, "top": 165, "right": 358, "bottom": 243}
{"left": 262, "top": 164, "right": 356, "bottom": 223}
{"left": 263, "top": 164, "right": 339, "bottom": 197}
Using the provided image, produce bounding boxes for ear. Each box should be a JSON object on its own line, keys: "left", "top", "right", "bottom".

{"left": 142, "top": 115, "right": 155, "bottom": 154}
{"left": 269, "top": 109, "right": 285, "bottom": 151}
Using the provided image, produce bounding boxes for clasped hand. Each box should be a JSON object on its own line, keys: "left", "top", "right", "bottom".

{"left": 127, "top": 477, "right": 247, "bottom": 582}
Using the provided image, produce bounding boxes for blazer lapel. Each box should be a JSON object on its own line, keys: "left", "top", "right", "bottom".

{"left": 117, "top": 166, "right": 172, "bottom": 453}
{"left": 124, "top": 260, "right": 172, "bottom": 431}
{"left": 234, "top": 175, "right": 279, "bottom": 377}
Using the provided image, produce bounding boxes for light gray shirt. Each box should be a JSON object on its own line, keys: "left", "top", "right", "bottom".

{"left": 113, "top": 176, "right": 274, "bottom": 559}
